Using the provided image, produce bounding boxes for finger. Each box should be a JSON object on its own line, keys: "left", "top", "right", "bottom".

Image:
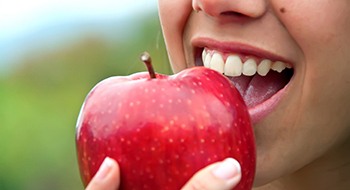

{"left": 85, "top": 157, "right": 120, "bottom": 190}
{"left": 182, "top": 158, "right": 241, "bottom": 190}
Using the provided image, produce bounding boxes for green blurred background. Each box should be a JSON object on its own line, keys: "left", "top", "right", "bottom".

{"left": 0, "top": 1, "right": 171, "bottom": 189}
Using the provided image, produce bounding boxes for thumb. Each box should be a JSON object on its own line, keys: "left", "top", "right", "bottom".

{"left": 85, "top": 157, "right": 120, "bottom": 190}
{"left": 182, "top": 158, "right": 241, "bottom": 190}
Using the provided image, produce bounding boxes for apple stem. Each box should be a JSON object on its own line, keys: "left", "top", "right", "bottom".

{"left": 140, "top": 52, "right": 156, "bottom": 79}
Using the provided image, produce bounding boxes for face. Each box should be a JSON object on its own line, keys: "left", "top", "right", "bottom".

{"left": 158, "top": 0, "right": 350, "bottom": 186}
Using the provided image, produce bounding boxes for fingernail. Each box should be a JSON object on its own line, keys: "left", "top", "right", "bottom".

{"left": 95, "top": 157, "right": 114, "bottom": 180}
{"left": 212, "top": 158, "right": 241, "bottom": 180}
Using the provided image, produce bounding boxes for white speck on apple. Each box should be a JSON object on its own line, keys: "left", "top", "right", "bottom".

{"left": 162, "top": 126, "right": 169, "bottom": 132}
{"left": 187, "top": 99, "right": 192, "bottom": 105}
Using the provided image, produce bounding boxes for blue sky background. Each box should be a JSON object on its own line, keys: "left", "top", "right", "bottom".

{"left": 0, "top": 0, "right": 158, "bottom": 69}
{"left": 0, "top": 0, "right": 157, "bottom": 40}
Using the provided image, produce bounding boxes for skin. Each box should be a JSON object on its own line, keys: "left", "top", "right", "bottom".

{"left": 87, "top": 0, "right": 350, "bottom": 189}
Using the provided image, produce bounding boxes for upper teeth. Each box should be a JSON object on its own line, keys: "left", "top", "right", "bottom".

{"left": 202, "top": 49, "right": 291, "bottom": 77}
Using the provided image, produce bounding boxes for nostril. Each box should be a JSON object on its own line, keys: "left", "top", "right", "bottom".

{"left": 193, "top": 0, "right": 267, "bottom": 20}
{"left": 221, "top": 11, "right": 245, "bottom": 17}
{"left": 218, "top": 11, "right": 253, "bottom": 23}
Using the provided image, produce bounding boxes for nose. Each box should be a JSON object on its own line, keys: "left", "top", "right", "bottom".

{"left": 192, "top": 0, "right": 267, "bottom": 19}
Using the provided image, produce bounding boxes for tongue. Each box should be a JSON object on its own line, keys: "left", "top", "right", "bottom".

{"left": 228, "top": 70, "right": 291, "bottom": 108}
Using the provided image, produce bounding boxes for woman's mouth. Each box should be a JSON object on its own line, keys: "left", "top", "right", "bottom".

{"left": 195, "top": 47, "right": 294, "bottom": 124}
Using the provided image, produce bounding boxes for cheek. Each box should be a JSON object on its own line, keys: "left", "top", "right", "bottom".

{"left": 158, "top": 0, "right": 192, "bottom": 72}
{"left": 273, "top": 1, "right": 350, "bottom": 56}
{"left": 273, "top": 0, "right": 350, "bottom": 127}
{"left": 255, "top": 1, "right": 350, "bottom": 184}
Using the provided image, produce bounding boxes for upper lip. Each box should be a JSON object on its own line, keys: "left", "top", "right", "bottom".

{"left": 192, "top": 37, "right": 294, "bottom": 65}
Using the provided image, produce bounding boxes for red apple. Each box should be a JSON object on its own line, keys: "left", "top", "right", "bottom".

{"left": 75, "top": 52, "right": 256, "bottom": 190}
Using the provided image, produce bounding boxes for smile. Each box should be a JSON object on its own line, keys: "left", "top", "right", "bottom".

{"left": 193, "top": 40, "right": 294, "bottom": 124}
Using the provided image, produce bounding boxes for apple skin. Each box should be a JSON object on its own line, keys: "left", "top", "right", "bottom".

{"left": 76, "top": 66, "right": 256, "bottom": 190}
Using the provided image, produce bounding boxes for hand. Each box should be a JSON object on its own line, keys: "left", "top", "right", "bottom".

{"left": 182, "top": 158, "right": 241, "bottom": 190}
{"left": 85, "top": 157, "right": 120, "bottom": 190}
{"left": 85, "top": 157, "right": 241, "bottom": 190}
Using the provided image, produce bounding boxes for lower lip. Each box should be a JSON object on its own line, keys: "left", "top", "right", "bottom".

{"left": 247, "top": 82, "right": 290, "bottom": 124}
